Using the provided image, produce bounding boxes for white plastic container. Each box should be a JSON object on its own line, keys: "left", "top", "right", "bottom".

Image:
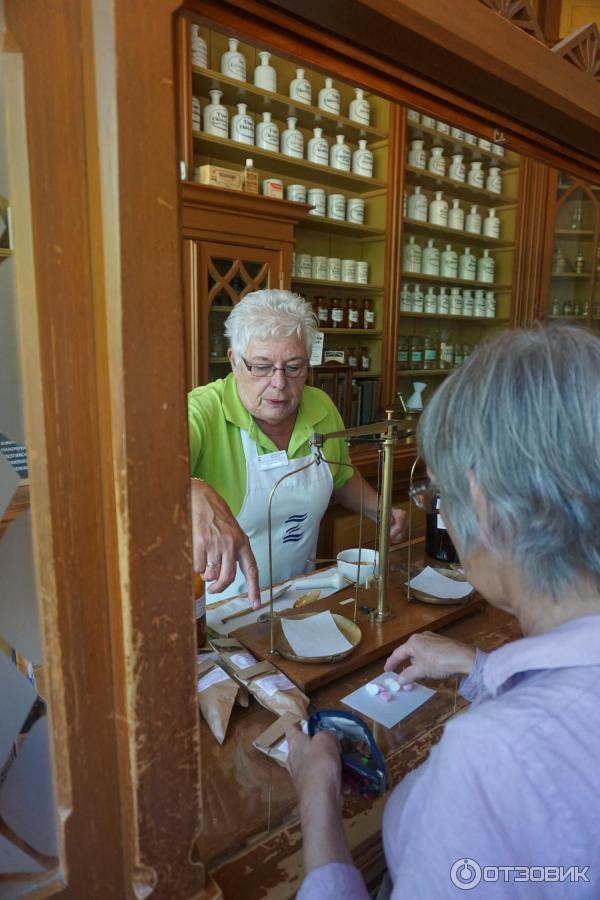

{"left": 429, "top": 191, "right": 449, "bottom": 226}
{"left": 190, "top": 25, "right": 208, "bottom": 68}
{"left": 307, "top": 127, "right": 329, "bottom": 165}
{"left": 231, "top": 103, "right": 254, "bottom": 145}
{"left": 330, "top": 134, "right": 351, "bottom": 171}
{"left": 449, "top": 154, "right": 466, "bottom": 182}
{"left": 408, "top": 139, "right": 427, "bottom": 169}
{"left": 352, "top": 139, "right": 373, "bottom": 177}
{"left": 221, "top": 38, "right": 246, "bottom": 81}
{"left": 403, "top": 236, "right": 422, "bottom": 273}
{"left": 440, "top": 244, "right": 458, "bottom": 278}
{"left": 253, "top": 51, "right": 277, "bottom": 92}
{"left": 486, "top": 166, "right": 502, "bottom": 194}
{"left": 458, "top": 247, "right": 476, "bottom": 280}
{"left": 483, "top": 208, "right": 501, "bottom": 239}
{"left": 465, "top": 205, "right": 482, "bottom": 234}
{"left": 422, "top": 239, "right": 440, "bottom": 276}
{"left": 349, "top": 88, "right": 370, "bottom": 125}
{"left": 255, "top": 111, "right": 279, "bottom": 152}
{"left": 347, "top": 198, "right": 365, "bottom": 224}
{"left": 448, "top": 199, "right": 465, "bottom": 230}
{"left": 428, "top": 147, "right": 446, "bottom": 176}
{"left": 307, "top": 187, "right": 326, "bottom": 216}
{"left": 467, "top": 160, "right": 484, "bottom": 188}
{"left": 318, "top": 77, "right": 341, "bottom": 114}
{"left": 203, "top": 90, "right": 228, "bottom": 138}
{"left": 280, "top": 116, "right": 304, "bottom": 158}
{"left": 289, "top": 68, "right": 312, "bottom": 104}
{"left": 477, "top": 248, "right": 495, "bottom": 283}
{"left": 407, "top": 186, "right": 428, "bottom": 222}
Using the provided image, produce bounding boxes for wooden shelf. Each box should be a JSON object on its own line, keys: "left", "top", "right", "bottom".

{"left": 297, "top": 217, "right": 385, "bottom": 240}
{"left": 397, "top": 368, "right": 452, "bottom": 376}
{"left": 407, "top": 121, "right": 513, "bottom": 169}
{"left": 554, "top": 230, "right": 596, "bottom": 240}
{"left": 404, "top": 165, "right": 516, "bottom": 206}
{"left": 208, "top": 356, "right": 229, "bottom": 363}
{"left": 399, "top": 312, "right": 508, "bottom": 323}
{"left": 292, "top": 277, "right": 383, "bottom": 292}
{"left": 210, "top": 305, "right": 234, "bottom": 313}
{"left": 401, "top": 271, "right": 511, "bottom": 291}
{"left": 550, "top": 273, "right": 591, "bottom": 279}
{"left": 352, "top": 371, "right": 380, "bottom": 378}
{"left": 194, "top": 131, "right": 386, "bottom": 193}
{"left": 320, "top": 328, "right": 382, "bottom": 335}
{"left": 192, "top": 66, "right": 388, "bottom": 142}
{"left": 548, "top": 315, "right": 587, "bottom": 321}
{"left": 403, "top": 217, "right": 513, "bottom": 248}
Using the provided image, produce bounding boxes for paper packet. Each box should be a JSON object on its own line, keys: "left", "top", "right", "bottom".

{"left": 196, "top": 658, "right": 241, "bottom": 744}
{"left": 252, "top": 712, "right": 308, "bottom": 767}
{"left": 209, "top": 638, "right": 310, "bottom": 720}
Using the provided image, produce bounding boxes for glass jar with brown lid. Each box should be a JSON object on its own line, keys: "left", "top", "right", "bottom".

{"left": 409, "top": 334, "right": 424, "bottom": 371}
{"left": 363, "top": 297, "right": 375, "bottom": 329}
{"left": 316, "top": 295, "right": 330, "bottom": 328}
{"left": 347, "top": 346, "right": 359, "bottom": 369}
{"left": 330, "top": 296, "right": 346, "bottom": 328}
{"left": 347, "top": 297, "right": 360, "bottom": 329}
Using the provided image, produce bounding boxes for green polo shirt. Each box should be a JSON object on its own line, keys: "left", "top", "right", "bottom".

{"left": 188, "top": 374, "right": 352, "bottom": 517}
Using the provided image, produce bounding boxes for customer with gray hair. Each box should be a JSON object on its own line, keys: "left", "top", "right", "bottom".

{"left": 288, "top": 324, "right": 600, "bottom": 899}
{"left": 189, "top": 289, "right": 406, "bottom": 607}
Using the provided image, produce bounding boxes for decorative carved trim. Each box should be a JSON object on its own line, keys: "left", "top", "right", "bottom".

{"left": 553, "top": 23, "right": 600, "bottom": 83}
{"left": 477, "top": 0, "right": 546, "bottom": 44}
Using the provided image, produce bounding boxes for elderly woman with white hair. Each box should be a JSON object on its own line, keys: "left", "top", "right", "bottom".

{"left": 188, "top": 289, "right": 406, "bottom": 607}
{"left": 288, "top": 324, "right": 600, "bottom": 899}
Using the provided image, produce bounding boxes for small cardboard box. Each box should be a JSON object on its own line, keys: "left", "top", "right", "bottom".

{"left": 195, "top": 164, "right": 243, "bottom": 191}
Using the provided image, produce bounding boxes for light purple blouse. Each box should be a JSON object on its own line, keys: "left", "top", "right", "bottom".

{"left": 298, "top": 615, "right": 600, "bottom": 898}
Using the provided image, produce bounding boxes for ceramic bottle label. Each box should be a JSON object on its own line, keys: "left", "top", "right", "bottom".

{"left": 282, "top": 131, "right": 303, "bottom": 157}
{"left": 331, "top": 144, "right": 351, "bottom": 170}
{"left": 408, "top": 195, "right": 428, "bottom": 221}
{"left": 257, "top": 123, "right": 279, "bottom": 151}
{"left": 207, "top": 109, "right": 228, "bottom": 137}
{"left": 319, "top": 88, "right": 341, "bottom": 113}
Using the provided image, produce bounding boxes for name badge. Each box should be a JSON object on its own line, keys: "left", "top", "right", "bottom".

{"left": 258, "top": 449, "right": 289, "bottom": 470}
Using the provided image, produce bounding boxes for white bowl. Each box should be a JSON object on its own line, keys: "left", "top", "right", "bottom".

{"left": 336, "top": 548, "right": 378, "bottom": 586}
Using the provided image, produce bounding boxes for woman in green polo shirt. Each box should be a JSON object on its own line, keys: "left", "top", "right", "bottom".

{"left": 188, "top": 290, "right": 406, "bottom": 608}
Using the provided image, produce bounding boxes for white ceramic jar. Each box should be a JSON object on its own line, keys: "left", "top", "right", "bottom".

{"left": 342, "top": 259, "right": 357, "bottom": 282}
{"left": 421, "top": 114, "right": 436, "bottom": 129}
{"left": 356, "top": 261, "right": 369, "bottom": 284}
{"left": 486, "top": 166, "right": 502, "bottom": 194}
{"left": 465, "top": 205, "right": 482, "bottom": 234}
{"left": 483, "top": 208, "right": 500, "bottom": 239}
{"left": 408, "top": 140, "right": 427, "bottom": 169}
{"left": 407, "top": 186, "right": 428, "bottom": 222}
{"left": 231, "top": 103, "right": 254, "bottom": 145}
{"left": 221, "top": 38, "right": 246, "bottom": 81}
{"left": 191, "top": 96, "right": 201, "bottom": 131}
{"left": 400, "top": 284, "right": 412, "bottom": 312}
{"left": 255, "top": 111, "right": 279, "bottom": 151}
{"left": 352, "top": 140, "right": 373, "bottom": 177}
{"left": 462, "top": 289, "right": 474, "bottom": 316}
{"left": 429, "top": 191, "right": 449, "bottom": 226}
{"left": 424, "top": 287, "right": 437, "bottom": 314}
{"left": 330, "top": 134, "right": 351, "bottom": 171}
{"left": 190, "top": 25, "right": 208, "bottom": 68}
{"left": 289, "top": 68, "right": 312, "bottom": 104}
{"left": 412, "top": 284, "right": 424, "bottom": 313}
{"left": 428, "top": 147, "right": 446, "bottom": 176}
{"left": 253, "top": 51, "right": 277, "bottom": 92}
{"left": 467, "top": 160, "right": 484, "bottom": 188}
{"left": 477, "top": 249, "right": 495, "bottom": 283}
{"left": 281, "top": 116, "right": 304, "bottom": 158}
{"left": 437, "top": 120, "right": 451, "bottom": 134}
{"left": 450, "top": 126, "right": 465, "bottom": 140}
{"left": 440, "top": 244, "right": 458, "bottom": 278}
{"left": 458, "top": 247, "right": 476, "bottom": 280}
{"left": 286, "top": 183, "right": 307, "bottom": 203}
{"left": 307, "top": 127, "right": 329, "bottom": 165}
{"left": 327, "top": 193, "right": 346, "bottom": 220}
{"left": 450, "top": 287, "right": 463, "bottom": 316}
{"left": 474, "top": 289, "right": 487, "bottom": 316}
{"left": 312, "top": 256, "right": 328, "bottom": 279}
{"left": 464, "top": 132, "right": 477, "bottom": 145}
{"left": 347, "top": 198, "right": 365, "bottom": 224}
{"left": 349, "top": 88, "right": 370, "bottom": 125}
{"left": 449, "top": 154, "right": 466, "bottom": 182}
{"left": 203, "top": 90, "right": 228, "bottom": 137}
{"left": 318, "top": 77, "right": 341, "bottom": 114}
{"left": 327, "top": 257, "right": 342, "bottom": 280}
{"left": 307, "top": 187, "right": 326, "bottom": 216}
{"left": 403, "top": 236, "right": 422, "bottom": 273}
{"left": 422, "top": 239, "right": 440, "bottom": 276}
{"left": 448, "top": 198, "right": 465, "bottom": 230}
{"left": 492, "top": 143, "right": 505, "bottom": 156}
{"left": 407, "top": 109, "right": 420, "bottom": 124}
{"left": 478, "top": 138, "right": 492, "bottom": 151}
{"left": 296, "top": 254, "right": 312, "bottom": 277}
{"left": 437, "top": 287, "right": 449, "bottom": 314}
{"left": 486, "top": 290, "right": 496, "bottom": 317}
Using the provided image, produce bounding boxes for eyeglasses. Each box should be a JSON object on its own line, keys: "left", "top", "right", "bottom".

{"left": 408, "top": 478, "right": 439, "bottom": 512}
{"left": 241, "top": 356, "right": 309, "bottom": 379}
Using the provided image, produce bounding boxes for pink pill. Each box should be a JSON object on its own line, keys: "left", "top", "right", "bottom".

{"left": 379, "top": 689, "right": 392, "bottom": 702}
{"left": 401, "top": 683, "right": 415, "bottom": 691}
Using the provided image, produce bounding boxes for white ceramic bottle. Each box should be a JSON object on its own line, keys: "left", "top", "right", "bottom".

{"left": 220, "top": 38, "right": 246, "bottom": 81}
{"left": 462, "top": 289, "right": 474, "bottom": 316}
{"left": 203, "top": 90, "right": 228, "bottom": 137}
{"left": 437, "top": 287, "right": 449, "bottom": 314}
{"left": 407, "top": 185, "right": 428, "bottom": 222}
{"left": 408, "top": 139, "right": 427, "bottom": 169}
{"left": 400, "top": 283, "right": 413, "bottom": 312}
{"left": 307, "top": 127, "right": 329, "bottom": 165}
{"left": 429, "top": 191, "right": 449, "bottom": 226}
{"left": 422, "top": 239, "right": 440, "bottom": 276}
{"left": 474, "top": 289, "right": 487, "bottom": 316}
{"left": 440, "top": 244, "right": 458, "bottom": 278}
{"left": 190, "top": 25, "right": 208, "bottom": 68}
{"left": 477, "top": 249, "right": 495, "bottom": 283}
{"left": 467, "top": 160, "right": 484, "bottom": 188}
{"left": 458, "top": 247, "right": 476, "bottom": 280}
{"left": 465, "top": 205, "right": 482, "bottom": 234}
{"left": 424, "top": 287, "right": 437, "bottom": 314}
{"left": 255, "top": 111, "right": 279, "bottom": 151}
{"left": 485, "top": 290, "right": 496, "bottom": 317}
{"left": 231, "top": 103, "right": 254, "bottom": 145}
{"left": 289, "top": 68, "right": 312, "bottom": 104}
{"left": 403, "top": 236, "right": 422, "bottom": 273}
{"left": 349, "top": 88, "right": 370, "bottom": 125}
{"left": 450, "top": 287, "right": 463, "bottom": 315}
{"left": 449, "top": 153, "right": 466, "bottom": 182}
{"left": 191, "top": 96, "right": 201, "bottom": 131}
{"left": 448, "top": 199, "right": 465, "bottom": 230}
{"left": 280, "top": 116, "right": 304, "bottom": 158}
{"left": 428, "top": 147, "right": 446, "bottom": 176}
{"left": 352, "top": 139, "right": 373, "bottom": 177}
{"left": 412, "top": 284, "right": 424, "bottom": 313}
{"left": 253, "top": 51, "right": 277, "bottom": 92}
{"left": 486, "top": 166, "right": 502, "bottom": 194}
{"left": 330, "top": 133, "right": 351, "bottom": 171}
{"left": 483, "top": 208, "right": 501, "bottom": 239}
{"left": 318, "top": 77, "right": 341, "bottom": 114}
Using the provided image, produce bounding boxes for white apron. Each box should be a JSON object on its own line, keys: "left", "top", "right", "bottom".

{"left": 209, "top": 428, "right": 333, "bottom": 601}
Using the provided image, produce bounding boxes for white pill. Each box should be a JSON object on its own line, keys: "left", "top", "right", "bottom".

{"left": 365, "top": 683, "right": 380, "bottom": 695}
{"left": 384, "top": 677, "right": 401, "bottom": 692}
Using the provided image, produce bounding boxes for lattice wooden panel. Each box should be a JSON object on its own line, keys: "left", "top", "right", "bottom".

{"left": 553, "top": 23, "right": 600, "bottom": 83}
{"left": 477, "top": 0, "right": 546, "bottom": 43}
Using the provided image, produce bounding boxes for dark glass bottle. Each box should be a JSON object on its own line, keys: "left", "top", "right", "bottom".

{"left": 425, "top": 496, "right": 459, "bottom": 563}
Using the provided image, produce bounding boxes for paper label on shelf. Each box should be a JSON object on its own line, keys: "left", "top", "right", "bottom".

{"left": 257, "top": 450, "right": 289, "bottom": 471}
{"left": 197, "top": 666, "right": 230, "bottom": 693}
{"left": 310, "top": 332, "right": 324, "bottom": 366}
{"left": 254, "top": 673, "right": 296, "bottom": 697}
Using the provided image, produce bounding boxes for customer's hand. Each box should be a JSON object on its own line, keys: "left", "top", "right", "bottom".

{"left": 384, "top": 631, "right": 477, "bottom": 687}
{"left": 286, "top": 723, "right": 342, "bottom": 808}
{"left": 389, "top": 506, "right": 408, "bottom": 543}
{"left": 191, "top": 479, "right": 260, "bottom": 608}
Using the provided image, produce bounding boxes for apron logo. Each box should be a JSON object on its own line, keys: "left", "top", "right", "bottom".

{"left": 282, "top": 513, "right": 308, "bottom": 544}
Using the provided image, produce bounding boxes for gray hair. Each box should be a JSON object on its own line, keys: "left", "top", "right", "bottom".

{"left": 224, "top": 290, "right": 317, "bottom": 363}
{"left": 418, "top": 324, "right": 600, "bottom": 599}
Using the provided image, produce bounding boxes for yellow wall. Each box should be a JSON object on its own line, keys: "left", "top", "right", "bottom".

{"left": 559, "top": 0, "right": 600, "bottom": 35}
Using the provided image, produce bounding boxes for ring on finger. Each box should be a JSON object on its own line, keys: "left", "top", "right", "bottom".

{"left": 206, "top": 560, "right": 219, "bottom": 569}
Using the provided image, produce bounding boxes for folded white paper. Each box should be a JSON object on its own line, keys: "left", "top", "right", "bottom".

{"left": 342, "top": 672, "right": 435, "bottom": 728}
{"left": 281, "top": 610, "right": 353, "bottom": 658}
{"left": 408, "top": 565, "right": 473, "bottom": 600}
